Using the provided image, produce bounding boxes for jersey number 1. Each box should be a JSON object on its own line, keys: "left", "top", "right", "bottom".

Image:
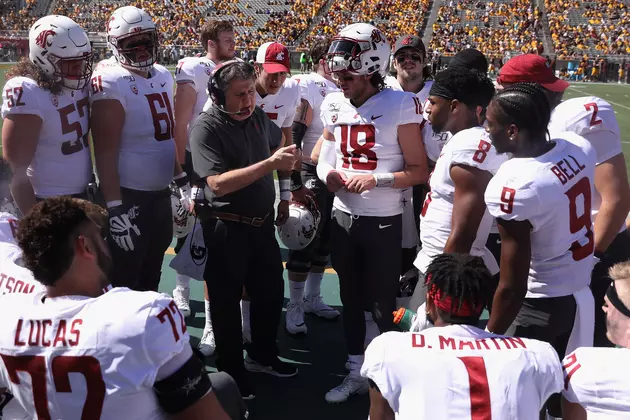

{"left": 0, "top": 354, "right": 105, "bottom": 419}
{"left": 146, "top": 92, "right": 175, "bottom": 141}
{"left": 340, "top": 124, "right": 377, "bottom": 170}
{"left": 459, "top": 356, "right": 492, "bottom": 420}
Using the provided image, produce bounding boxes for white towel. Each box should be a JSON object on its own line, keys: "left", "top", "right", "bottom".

{"left": 168, "top": 221, "right": 207, "bottom": 281}
{"left": 565, "top": 286, "right": 595, "bottom": 356}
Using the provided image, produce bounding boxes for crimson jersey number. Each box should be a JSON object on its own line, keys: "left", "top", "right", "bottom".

{"left": 584, "top": 102, "right": 602, "bottom": 127}
{"left": 562, "top": 352, "right": 582, "bottom": 390}
{"left": 146, "top": 92, "right": 175, "bottom": 141}
{"left": 472, "top": 140, "right": 492, "bottom": 164}
{"left": 265, "top": 112, "right": 278, "bottom": 121}
{"left": 340, "top": 124, "right": 377, "bottom": 170}
{"left": 156, "top": 300, "right": 188, "bottom": 342}
{"left": 5, "top": 86, "right": 26, "bottom": 108}
{"left": 0, "top": 354, "right": 105, "bottom": 419}
{"left": 59, "top": 97, "right": 90, "bottom": 156}
{"left": 458, "top": 356, "right": 491, "bottom": 419}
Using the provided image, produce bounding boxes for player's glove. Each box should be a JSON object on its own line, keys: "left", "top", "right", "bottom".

{"left": 108, "top": 204, "right": 141, "bottom": 252}
{"left": 174, "top": 172, "right": 193, "bottom": 211}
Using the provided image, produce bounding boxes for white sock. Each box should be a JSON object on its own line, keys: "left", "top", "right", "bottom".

{"left": 240, "top": 300, "right": 250, "bottom": 328}
{"left": 204, "top": 299, "right": 211, "bottom": 327}
{"left": 175, "top": 273, "right": 190, "bottom": 289}
{"left": 289, "top": 280, "right": 306, "bottom": 303}
{"left": 305, "top": 272, "right": 324, "bottom": 296}
{"left": 348, "top": 354, "right": 365, "bottom": 376}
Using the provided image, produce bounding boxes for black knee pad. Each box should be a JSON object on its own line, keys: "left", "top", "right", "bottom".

{"left": 286, "top": 249, "right": 313, "bottom": 273}
{"left": 174, "top": 235, "right": 188, "bottom": 254}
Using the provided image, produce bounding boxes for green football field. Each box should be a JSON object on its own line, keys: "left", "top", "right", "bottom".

{"left": 1, "top": 63, "right": 630, "bottom": 419}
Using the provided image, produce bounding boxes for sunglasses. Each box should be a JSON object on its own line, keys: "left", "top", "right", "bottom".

{"left": 606, "top": 281, "right": 630, "bottom": 318}
{"left": 396, "top": 53, "right": 423, "bottom": 63}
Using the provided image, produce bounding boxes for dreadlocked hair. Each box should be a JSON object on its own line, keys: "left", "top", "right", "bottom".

{"left": 425, "top": 253, "right": 493, "bottom": 324}
{"left": 433, "top": 66, "right": 495, "bottom": 108}
{"left": 492, "top": 82, "right": 551, "bottom": 139}
{"left": 6, "top": 58, "right": 61, "bottom": 94}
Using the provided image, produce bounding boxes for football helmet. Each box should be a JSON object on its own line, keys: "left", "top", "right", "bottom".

{"left": 0, "top": 212, "right": 19, "bottom": 244}
{"left": 277, "top": 197, "right": 321, "bottom": 250}
{"left": 170, "top": 183, "right": 194, "bottom": 239}
{"left": 324, "top": 23, "right": 390, "bottom": 77}
{"left": 107, "top": 6, "right": 158, "bottom": 72}
{"left": 28, "top": 15, "right": 92, "bottom": 90}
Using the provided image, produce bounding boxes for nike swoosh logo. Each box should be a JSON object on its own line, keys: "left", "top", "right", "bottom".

{"left": 161, "top": 82, "right": 166, "bottom": 87}
{"left": 379, "top": 224, "right": 392, "bottom": 229}
{"left": 274, "top": 105, "right": 284, "bottom": 109}
{"left": 372, "top": 115, "right": 383, "bottom": 120}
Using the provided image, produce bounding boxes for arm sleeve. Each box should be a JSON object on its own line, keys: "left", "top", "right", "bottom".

{"left": 360, "top": 333, "right": 402, "bottom": 413}
{"left": 485, "top": 172, "right": 541, "bottom": 225}
{"left": 89, "top": 68, "right": 126, "bottom": 107}
{"left": 398, "top": 92, "right": 425, "bottom": 126}
{"left": 174, "top": 58, "right": 197, "bottom": 87}
{"left": 189, "top": 118, "right": 226, "bottom": 178}
{"left": 316, "top": 138, "right": 337, "bottom": 183}
{"left": 1, "top": 78, "right": 45, "bottom": 121}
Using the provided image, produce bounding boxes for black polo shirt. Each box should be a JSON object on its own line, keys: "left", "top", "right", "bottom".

{"left": 189, "top": 105, "right": 282, "bottom": 218}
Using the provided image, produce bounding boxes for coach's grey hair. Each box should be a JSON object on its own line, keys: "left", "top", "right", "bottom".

{"left": 216, "top": 62, "right": 256, "bottom": 92}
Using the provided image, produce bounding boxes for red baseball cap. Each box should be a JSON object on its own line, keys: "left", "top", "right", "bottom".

{"left": 498, "top": 54, "right": 569, "bottom": 92}
{"left": 256, "top": 42, "right": 290, "bottom": 74}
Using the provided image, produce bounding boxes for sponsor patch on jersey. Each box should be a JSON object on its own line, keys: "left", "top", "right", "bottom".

{"left": 131, "top": 85, "right": 138, "bottom": 95}
{"left": 328, "top": 102, "right": 341, "bottom": 112}
{"left": 205, "top": 67, "right": 212, "bottom": 76}
{"left": 320, "top": 89, "right": 326, "bottom": 97}
{"left": 123, "top": 75, "right": 136, "bottom": 82}
{"left": 50, "top": 94, "right": 58, "bottom": 107}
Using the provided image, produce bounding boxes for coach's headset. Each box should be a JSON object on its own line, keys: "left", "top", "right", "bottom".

{"left": 208, "top": 59, "right": 248, "bottom": 114}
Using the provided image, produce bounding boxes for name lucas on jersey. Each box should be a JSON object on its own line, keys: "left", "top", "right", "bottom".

{"left": 551, "top": 154, "right": 586, "bottom": 185}
{"left": 411, "top": 334, "right": 528, "bottom": 351}
{"left": 0, "top": 273, "right": 36, "bottom": 294}
{"left": 14, "top": 319, "right": 82, "bottom": 348}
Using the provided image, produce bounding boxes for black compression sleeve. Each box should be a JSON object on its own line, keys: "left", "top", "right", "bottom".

{"left": 292, "top": 121, "right": 308, "bottom": 150}
{"left": 153, "top": 353, "right": 212, "bottom": 414}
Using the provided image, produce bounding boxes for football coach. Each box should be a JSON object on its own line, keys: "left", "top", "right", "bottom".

{"left": 189, "top": 60, "right": 299, "bottom": 397}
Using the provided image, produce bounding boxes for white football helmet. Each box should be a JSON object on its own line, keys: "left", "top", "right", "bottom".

{"left": 277, "top": 197, "right": 321, "bottom": 251}
{"left": 324, "top": 23, "right": 390, "bottom": 77}
{"left": 170, "top": 183, "right": 194, "bottom": 239}
{"left": 28, "top": 15, "right": 92, "bottom": 90}
{"left": 0, "top": 212, "right": 19, "bottom": 244}
{"left": 107, "top": 6, "right": 158, "bottom": 72}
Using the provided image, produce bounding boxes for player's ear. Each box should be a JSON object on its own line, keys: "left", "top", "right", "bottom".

{"left": 508, "top": 124, "right": 518, "bottom": 140}
{"left": 449, "top": 99, "right": 459, "bottom": 113}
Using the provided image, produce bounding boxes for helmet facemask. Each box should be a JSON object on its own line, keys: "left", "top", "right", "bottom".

{"left": 324, "top": 38, "right": 378, "bottom": 76}
{"left": 110, "top": 29, "right": 158, "bottom": 72}
{"left": 51, "top": 53, "right": 93, "bottom": 90}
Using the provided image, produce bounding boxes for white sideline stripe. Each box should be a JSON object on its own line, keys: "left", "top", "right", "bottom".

{"left": 567, "top": 86, "right": 630, "bottom": 111}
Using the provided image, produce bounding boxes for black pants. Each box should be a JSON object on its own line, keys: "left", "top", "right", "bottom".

{"left": 201, "top": 215, "right": 284, "bottom": 381}
{"left": 592, "top": 230, "right": 630, "bottom": 347}
{"left": 506, "top": 294, "right": 577, "bottom": 417}
{"left": 286, "top": 163, "right": 334, "bottom": 273}
{"left": 485, "top": 232, "right": 502, "bottom": 266}
{"left": 330, "top": 209, "right": 402, "bottom": 355}
{"left": 108, "top": 187, "right": 172, "bottom": 292}
{"left": 412, "top": 183, "right": 429, "bottom": 238}
{"left": 209, "top": 372, "right": 248, "bottom": 420}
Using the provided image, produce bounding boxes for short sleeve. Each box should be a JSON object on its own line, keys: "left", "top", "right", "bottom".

{"left": 189, "top": 116, "right": 225, "bottom": 177}
{"left": 320, "top": 96, "right": 334, "bottom": 132}
{"left": 89, "top": 67, "right": 126, "bottom": 107}
{"left": 361, "top": 332, "right": 402, "bottom": 413}
{"left": 1, "top": 78, "right": 45, "bottom": 121}
{"left": 449, "top": 130, "right": 506, "bottom": 174}
{"left": 398, "top": 92, "right": 425, "bottom": 126}
{"left": 175, "top": 58, "right": 198, "bottom": 87}
{"left": 561, "top": 350, "right": 590, "bottom": 404}
{"left": 141, "top": 294, "right": 191, "bottom": 385}
{"left": 485, "top": 170, "right": 541, "bottom": 223}
{"left": 537, "top": 342, "right": 564, "bottom": 404}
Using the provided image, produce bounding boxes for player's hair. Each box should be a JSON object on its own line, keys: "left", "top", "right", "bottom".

{"left": 370, "top": 72, "right": 386, "bottom": 90}
{"left": 6, "top": 58, "right": 60, "bottom": 94}
{"left": 200, "top": 20, "right": 234, "bottom": 52}
{"left": 609, "top": 261, "right": 630, "bottom": 310}
{"left": 309, "top": 38, "right": 331, "bottom": 67}
{"left": 491, "top": 82, "right": 551, "bottom": 139}
{"left": 17, "top": 197, "right": 108, "bottom": 287}
{"left": 425, "top": 253, "right": 494, "bottom": 324}
{"left": 215, "top": 61, "right": 255, "bottom": 92}
{"left": 433, "top": 66, "right": 494, "bottom": 109}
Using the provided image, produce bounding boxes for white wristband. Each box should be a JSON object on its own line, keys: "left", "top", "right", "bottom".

{"left": 106, "top": 200, "right": 122, "bottom": 209}
{"left": 279, "top": 179, "right": 290, "bottom": 192}
{"left": 191, "top": 186, "right": 204, "bottom": 201}
{"left": 280, "top": 191, "right": 290, "bottom": 201}
{"left": 173, "top": 172, "right": 187, "bottom": 180}
{"left": 373, "top": 173, "right": 395, "bottom": 187}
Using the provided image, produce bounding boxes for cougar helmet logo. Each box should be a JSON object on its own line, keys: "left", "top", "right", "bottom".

{"left": 301, "top": 224, "right": 316, "bottom": 240}
{"left": 401, "top": 36, "right": 413, "bottom": 45}
{"left": 370, "top": 29, "right": 383, "bottom": 44}
{"left": 191, "top": 245, "right": 207, "bottom": 263}
{"left": 35, "top": 30, "right": 56, "bottom": 48}
{"left": 276, "top": 52, "right": 285, "bottom": 60}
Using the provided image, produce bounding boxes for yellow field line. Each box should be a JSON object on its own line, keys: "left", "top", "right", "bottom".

{"left": 165, "top": 247, "right": 338, "bottom": 274}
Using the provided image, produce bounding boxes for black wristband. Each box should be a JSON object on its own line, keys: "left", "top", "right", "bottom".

{"left": 289, "top": 170, "right": 303, "bottom": 192}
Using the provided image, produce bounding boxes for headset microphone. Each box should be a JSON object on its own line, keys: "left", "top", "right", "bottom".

{"left": 216, "top": 105, "right": 247, "bottom": 115}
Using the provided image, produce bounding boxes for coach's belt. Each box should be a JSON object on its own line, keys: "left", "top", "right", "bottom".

{"left": 208, "top": 211, "right": 269, "bottom": 227}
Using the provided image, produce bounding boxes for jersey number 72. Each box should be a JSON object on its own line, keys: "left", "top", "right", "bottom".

{"left": 0, "top": 354, "right": 105, "bottom": 419}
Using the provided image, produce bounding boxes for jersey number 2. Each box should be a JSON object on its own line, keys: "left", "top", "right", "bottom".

{"left": 59, "top": 97, "right": 90, "bottom": 156}
{"left": 146, "top": 92, "right": 175, "bottom": 141}
{"left": 340, "top": 124, "right": 377, "bottom": 170}
{"left": 459, "top": 356, "right": 491, "bottom": 420}
{"left": 0, "top": 354, "right": 105, "bottom": 419}
{"left": 584, "top": 102, "right": 602, "bottom": 127}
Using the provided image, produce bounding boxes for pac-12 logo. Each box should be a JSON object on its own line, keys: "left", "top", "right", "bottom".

{"left": 35, "top": 30, "right": 56, "bottom": 48}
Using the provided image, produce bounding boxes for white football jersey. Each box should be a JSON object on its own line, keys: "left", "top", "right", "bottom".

{"left": 291, "top": 73, "right": 340, "bottom": 160}
{"left": 175, "top": 56, "right": 216, "bottom": 133}
{"left": 1, "top": 77, "right": 92, "bottom": 198}
{"left": 89, "top": 59, "right": 176, "bottom": 191}
{"left": 362, "top": 326, "right": 563, "bottom": 420}
{"left": 485, "top": 134, "right": 597, "bottom": 298}
{"left": 0, "top": 212, "right": 41, "bottom": 296}
{"left": 549, "top": 96, "right": 624, "bottom": 232}
{"left": 416, "top": 126, "right": 507, "bottom": 274}
{"left": 562, "top": 347, "right": 630, "bottom": 419}
{"left": 320, "top": 89, "right": 425, "bottom": 217}
{"left": 0, "top": 287, "right": 192, "bottom": 420}
{"left": 385, "top": 77, "right": 451, "bottom": 163}
{"left": 257, "top": 78, "right": 300, "bottom": 129}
